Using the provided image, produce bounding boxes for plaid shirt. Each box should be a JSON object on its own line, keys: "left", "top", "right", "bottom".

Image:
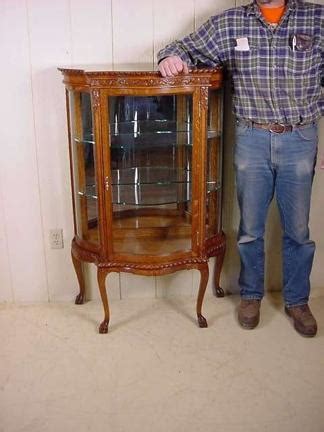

{"left": 157, "top": 0, "right": 324, "bottom": 125}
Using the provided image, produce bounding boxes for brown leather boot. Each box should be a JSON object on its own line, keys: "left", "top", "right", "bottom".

{"left": 285, "top": 304, "right": 317, "bottom": 337}
{"left": 238, "top": 299, "right": 261, "bottom": 329}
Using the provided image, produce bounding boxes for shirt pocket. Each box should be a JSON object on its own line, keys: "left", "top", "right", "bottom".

{"left": 284, "top": 42, "right": 321, "bottom": 99}
{"left": 286, "top": 49, "right": 314, "bottom": 76}
{"left": 233, "top": 48, "right": 258, "bottom": 74}
{"left": 285, "top": 34, "right": 320, "bottom": 75}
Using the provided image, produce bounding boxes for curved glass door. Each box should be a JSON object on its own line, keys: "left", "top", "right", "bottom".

{"left": 206, "top": 89, "right": 223, "bottom": 238}
{"left": 69, "top": 91, "right": 99, "bottom": 245}
{"left": 107, "top": 94, "right": 192, "bottom": 255}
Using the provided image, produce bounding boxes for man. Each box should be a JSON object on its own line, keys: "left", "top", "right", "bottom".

{"left": 157, "top": 0, "right": 323, "bottom": 336}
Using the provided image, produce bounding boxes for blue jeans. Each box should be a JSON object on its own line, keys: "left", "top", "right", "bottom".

{"left": 234, "top": 121, "right": 318, "bottom": 307}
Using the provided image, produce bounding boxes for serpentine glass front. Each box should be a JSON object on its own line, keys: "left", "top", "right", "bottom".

{"left": 108, "top": 94, "right": 193, "bottom": 255}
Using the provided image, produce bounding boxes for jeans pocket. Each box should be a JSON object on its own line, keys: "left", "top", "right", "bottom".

{"left": 295, "top": 124, "right": 318, "bottom": 141}
{"left": 235, "top": 122, "right": 250, "bottom": 137}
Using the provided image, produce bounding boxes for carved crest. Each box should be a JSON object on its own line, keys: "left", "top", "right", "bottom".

{"left": 200, "top": 86, "right": 209, "bottom": 110}
{"left": 91, "top": 90, "right": 100, "bottom": 111}
{"left": 90, "top": 76, "right": 213, "bottom": 88}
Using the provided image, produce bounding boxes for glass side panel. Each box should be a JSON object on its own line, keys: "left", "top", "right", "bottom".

{"left": 206, "top": 89, "right": 223, "bottom": 238}
{"left": 108, "top": 95, "right": 192, "bottom": 255}
{"left": 69, "top": 91, "right": 99, "bottom": 244}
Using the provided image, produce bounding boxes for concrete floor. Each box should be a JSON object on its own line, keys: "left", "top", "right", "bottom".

{"left": 1, "top": 291, "right": 324, "bottom": 432}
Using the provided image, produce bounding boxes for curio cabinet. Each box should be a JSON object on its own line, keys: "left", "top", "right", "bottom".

{"left": 59, "top": 65, "right": 225, "bottom": 333}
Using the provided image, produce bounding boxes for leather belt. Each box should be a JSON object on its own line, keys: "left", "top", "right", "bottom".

{"left": 252, "top": 122, "right": 293, "bottom": 133}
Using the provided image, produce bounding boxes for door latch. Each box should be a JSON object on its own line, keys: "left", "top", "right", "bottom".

{"left": 105, "top": 176, "right": 109, "bottom": 191}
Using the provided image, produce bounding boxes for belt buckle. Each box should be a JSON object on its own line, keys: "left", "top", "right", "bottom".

{"left": 269, "top": 123, "right": 285, "bottom": 133}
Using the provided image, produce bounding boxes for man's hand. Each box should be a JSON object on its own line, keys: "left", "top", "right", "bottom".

{"left": 158, "top": 56, "right": 189, "bottom": 77}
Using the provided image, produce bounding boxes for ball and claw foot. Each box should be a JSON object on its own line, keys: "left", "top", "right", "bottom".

{"left": 215, "top": 287, "right": 225, "bottom": 298}
{"left": 99, "top": 320, "right": 109, "bottom": 334}
{"left": 197, "top": 314, "right": 208, "bottom": 328}
{"left": 75, "top": 293, "right": 84, "bottom": 305}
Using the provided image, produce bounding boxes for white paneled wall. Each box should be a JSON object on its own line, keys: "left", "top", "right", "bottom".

{"left": 113, "top": 0, "right": 154, "bottom": 65}
{"left": 70, "top": 0, "right": 113, "bottom": 63}
{"left": 27, "top": 1, "right": 74, "bottom": 303}
{"left": 195, "top": 0, "right": 233, "bottom": 27}
{"left": 0, "top": 0, "right": 323, "bottom": 303}
{"left": 153, "top": 0, "right": 195, "bottom": 65}
{"left": 0, "top": 0, "right": 48, "bottom": 302}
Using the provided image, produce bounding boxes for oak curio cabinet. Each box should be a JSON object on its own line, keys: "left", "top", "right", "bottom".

{"left": 59, "top": 65, "right": 225, "bottom": 333}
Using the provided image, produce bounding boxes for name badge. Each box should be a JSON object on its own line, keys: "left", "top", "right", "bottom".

{"left": 235, "top": 37, "right": 250, "bottom": 51}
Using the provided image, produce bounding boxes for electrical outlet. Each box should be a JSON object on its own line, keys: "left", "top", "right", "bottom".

{"left": 49, "top": 229, "right": 64, "bottom": 249}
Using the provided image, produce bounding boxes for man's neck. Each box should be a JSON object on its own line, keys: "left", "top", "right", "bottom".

{"left": 256, "top": 0, "right": 285, "bottom": 8}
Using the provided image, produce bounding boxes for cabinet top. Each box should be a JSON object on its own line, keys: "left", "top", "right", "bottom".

{"left": 58, "top": 64, "right": 223, "bottom": 89}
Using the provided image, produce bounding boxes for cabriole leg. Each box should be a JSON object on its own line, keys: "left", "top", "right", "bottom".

{"left": 214, "top": 245, "right": 226, "bottom": 297}
{"left": 72, "top": 251, "right": 86, "bottom": 305}
{"left": 97, "top": 268, "right": 110, "bottom": 334}
{"left": 196, "top": 264, "right": 209, "bottom": 328}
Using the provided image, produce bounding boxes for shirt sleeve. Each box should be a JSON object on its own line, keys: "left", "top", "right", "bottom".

{"left": 157, "top": 17, "right": 222, "bottom": 67}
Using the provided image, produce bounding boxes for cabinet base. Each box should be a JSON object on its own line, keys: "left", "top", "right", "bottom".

{"left": 71, "top": 232, "right": 226, "bottom": 333}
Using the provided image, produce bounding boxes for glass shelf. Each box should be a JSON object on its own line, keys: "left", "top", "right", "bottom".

{"left": 112, "top": 167, "right": 188, "bottom": 186}
{"left": 74, "top": 131, "right": 95, "bottom": 145}
{"left": 77, "top": 166, "right": 221, "bottom": 206}
{"left": 75, "top": 131, "right": 220, "bottom": 147}
{"left": 110, "top": 133, "right": 192, "bottom": 150}
{"left": 110, "top": 119, "right": 190, "bottom": 135}
{"left": 74, "top": 137, "right": 95, "bottom": 145}
{"left": 207, "top": 131, "right": 221, "bottom": 139}
{"left": 77, "top": 185, "right": 97, "bottom": 200}
{"left": 109, "top": 120, "right": 220, "bottom": 140}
